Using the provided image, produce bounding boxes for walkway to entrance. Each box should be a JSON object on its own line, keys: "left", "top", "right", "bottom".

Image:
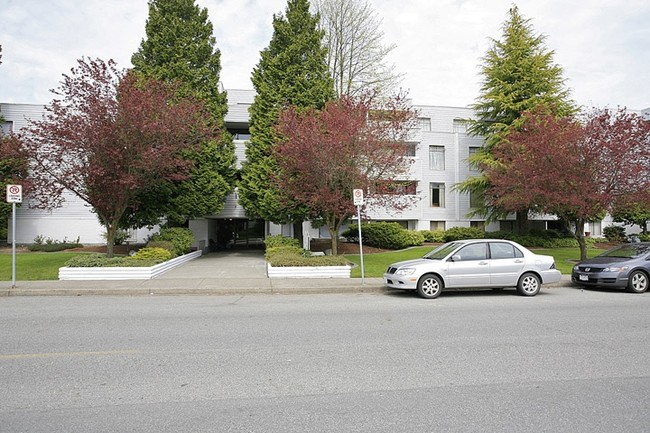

{"left": 157, "top": 249, "right": 267, "bottom": 280}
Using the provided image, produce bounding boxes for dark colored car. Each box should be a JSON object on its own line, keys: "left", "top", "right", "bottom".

{"left": 571, "top": 242, "right": 650, "bottom": 293}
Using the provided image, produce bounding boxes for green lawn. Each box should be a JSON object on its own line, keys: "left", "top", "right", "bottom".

{"left": 345, "top": 246, "right": 604, "bottom": 278}
{"left": 0, "top": 246, "right": 606, "bottom": 281}
{"left": 0, "top": 252, "right": 89, "bottom": 281}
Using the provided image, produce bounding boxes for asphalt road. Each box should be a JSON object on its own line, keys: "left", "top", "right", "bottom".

{"left": 1, "top": 288, "right": 649, "bottom": 432}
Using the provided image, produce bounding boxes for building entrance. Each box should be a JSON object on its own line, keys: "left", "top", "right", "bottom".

{"left": 214, "top": 219, "right": 265, "bottom": 251}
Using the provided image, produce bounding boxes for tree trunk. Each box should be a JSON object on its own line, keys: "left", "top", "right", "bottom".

{"left": 516, "top": 210, "right": 529, "bottom": 234}
{"left": 104, "top": 220, "right": 118, "bottom": 258}
{"left": 573, "top": 218, "right": 588, "bottom": 261}
{"left": 293, "top": 221, "right": 303, "bottom": 245}
{"left": 326, "top": 215, "right": 344, "bottom": 256}
{"left": 330, "top": 230, "right": 338, "bottom": 256}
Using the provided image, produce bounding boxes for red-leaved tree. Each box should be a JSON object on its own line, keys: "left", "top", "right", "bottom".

{"left": 273, "top": 93, "right": 417, "bottom": 254}
{"left": 22, "top": 58, "right": 218, "bottom": 256}
{"left": 485, "top": 107, "right": 650, "bottom": 260}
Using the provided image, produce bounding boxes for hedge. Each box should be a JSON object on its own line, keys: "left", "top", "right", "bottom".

{"left": 342, "top": 222, "right": 424, "bottom": 250}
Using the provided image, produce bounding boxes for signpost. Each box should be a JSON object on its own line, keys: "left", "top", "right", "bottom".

{"left": 353, "top": 189, "right": 365, "bottom": 285}
{"left": 6, "top": 184, "right": 22, "bottom": 288}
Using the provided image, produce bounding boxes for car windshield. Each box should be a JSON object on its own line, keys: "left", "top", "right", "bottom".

{"left": 424, "top": 242, "right": 462, "bottom": 260}
{"left": 599, "top": 244, "right": 650, "bottom": 259}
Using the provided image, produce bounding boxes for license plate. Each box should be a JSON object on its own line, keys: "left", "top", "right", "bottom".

{"left": 579, "top": 274, "right": 588, "bottom": 281}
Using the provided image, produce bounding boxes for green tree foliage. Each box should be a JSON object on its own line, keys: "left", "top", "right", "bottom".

{"left": 130, "top": 0, "right": 236, "bottom": 227}
{"left": 239, "top": 0, "right": 335, "bottom": 224}
{"left": 612, "top": 202, "right": 650, "bottom": 234}
{"left": 457, "top": 6, "right": 576, "bottom": 227}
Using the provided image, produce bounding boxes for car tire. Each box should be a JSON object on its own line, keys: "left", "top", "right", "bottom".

{"left": 417, "top": 274, "right": 443, "bottom": 299}
{"left": 516, "top": 272, "right": 541, "bottom": 296}
{"left": 627, "top": 270, "right": 649, "bottom": 293}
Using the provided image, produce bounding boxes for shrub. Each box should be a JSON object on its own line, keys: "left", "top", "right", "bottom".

{"left": 28, "top": 235, "right": 82, "bottom": 252}
{"left": 102, "top": 229, "right": 129, "bottom": 245}
{"left": 443, "top": 227, "right": 485, "bottom": 242}
{"left": 639, "top": 233, "right": 650, "bottom": 242}
{"left": 265, "top": 245, "right": 307, "bottom": 261}
{"left": 64, "top": 254, "right": 158, "bottom": 268}
{"left": 264, "top": 241, "right": 348, "bottom": 266}
{"left": 603, "top": 225, "right": 626, "bottom": 243}
{"left": 130, "top": 247, "right": 172, "bottom": 262}
{"left": 342, "top": 222, "right": 424, "bottom": 250}
{"left": 419, "top": 230, "right": 445, "bottom": 243}
{"left": 146, "top": 240, "right": 176, "bottom": 257}
{"left": 264, "top": 234, "right": 301, "bottom": 249}
{"left": 150, "top": 227, "right": 194, "bottom": 256}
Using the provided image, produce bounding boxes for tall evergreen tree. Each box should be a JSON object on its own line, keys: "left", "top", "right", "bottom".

{"left": 238, "top": 0, "right": 335, "bottom": 225}
{"left": 129, "top": 0, "right": 236, "bottom": 227}
{"left": 457, "top": 6, "right": 576, "bottom": 230}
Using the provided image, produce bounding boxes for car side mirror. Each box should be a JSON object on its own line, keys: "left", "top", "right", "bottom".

{"left": 451, "top": 254, "right": 461, "bottom": 262}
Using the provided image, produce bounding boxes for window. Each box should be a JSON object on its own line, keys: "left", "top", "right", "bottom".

{"left": 429, "top": 146, "right": 445, "bottom": 171}
{"left": 469, "top": 190, "right": 483, "bottom": 209}
{"left": 379, "top": 181, "right": 417, "bottom": 195}
{"left": 470, "top": 221, "right": 485, "bottom": 230}
{"left": 430, "top": 183, "right": 445, "bottom": 207}
{"left": 1, "top": 121, "right": 13, "bottom": 135}
{"left": 489, "top": 242, "right": 523, "bottom": 259}
{"left": 405, "top": 142, "right": 417, "bottom": 157}
{"left": 430, "top": 221, "right": 445, "bottom": 231}
{"left": 418, "top": 117, "right": 431, "bottom": 131}
{"left": 456, "top": 243, "right": 487, "bottom": 261}
{"left": 453, "top": 119, "right": 467, "bottom": 133}
{"left": 468, "top": 146, "right": 480, "bottom": 171}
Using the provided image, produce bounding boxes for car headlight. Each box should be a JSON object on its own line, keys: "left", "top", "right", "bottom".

{"left": 573, "top": 264, "right": 579, "bottom": 272}
{"left": 603, "top": 266, "right": 629, "bottom": 273}
{"left": 395, "top": 268, "right": 416, "bottom": 276}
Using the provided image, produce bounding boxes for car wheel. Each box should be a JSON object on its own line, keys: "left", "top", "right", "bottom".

{"left": 516, "top": 272, "right": 541, "bottom": 296}
{"left": 627, "top": 270, "right": 649, "bottom": 293}
{"left": 417, "top": 274, "right": 443, "bottom": 299}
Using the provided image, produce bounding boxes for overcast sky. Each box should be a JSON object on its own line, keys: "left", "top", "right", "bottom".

{"left": 1, "top": 0, "right": 648, "bottom": 110}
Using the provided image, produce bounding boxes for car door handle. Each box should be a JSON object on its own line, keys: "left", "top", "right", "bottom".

{"left": 479, "top": 261, "right": 489, "bottom": 265}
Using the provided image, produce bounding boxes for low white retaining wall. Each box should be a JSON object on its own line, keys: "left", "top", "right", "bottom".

{"left": 267, "top": 263, "right": 351, "bottom": 278}
{"left": 59, "top": 250, "right": 202, "bottom": 280}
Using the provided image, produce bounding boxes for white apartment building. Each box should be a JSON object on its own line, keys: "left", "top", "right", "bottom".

{"left": 2, "top": 92, "right": 635, "bottom": 250}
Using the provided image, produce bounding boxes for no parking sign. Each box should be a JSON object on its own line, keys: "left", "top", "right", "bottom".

{"left": 6, "top": 184, "right": 22, "bottom": 203}
{"left": 353, "top": 188, "right": 364, "bottom": 206}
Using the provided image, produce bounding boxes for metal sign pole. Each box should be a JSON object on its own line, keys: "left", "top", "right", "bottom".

{"left": 352, "top": 188, "right": 365, "bottom": 285}
{"left": 357, "top": 204, "right": 365, "bottom": 285}
{"left": 6, "top": 184, "right": 22, "bottom": 289}
{"left": 12, "top": 202, "right": 16, "bottom": 288}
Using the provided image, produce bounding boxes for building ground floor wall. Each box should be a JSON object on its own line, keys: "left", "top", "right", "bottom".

{"left": 7, "top": 198, "right": 644, "bottom": 251}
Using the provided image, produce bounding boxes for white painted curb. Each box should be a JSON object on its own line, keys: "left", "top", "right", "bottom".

{"left": 267, "top": 263, "right": 351, "bottom": 278}
{"left": 58, "top": 250, "right": 202, "bottom": 280}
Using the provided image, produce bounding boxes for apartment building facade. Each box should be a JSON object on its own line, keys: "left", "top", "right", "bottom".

{"left": 1, "top": 92, "right": 618, "bottom": 249}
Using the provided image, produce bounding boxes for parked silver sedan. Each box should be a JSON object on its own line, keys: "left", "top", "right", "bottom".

{"left": 384, "top": 239, "right": 562, "bottom": 299}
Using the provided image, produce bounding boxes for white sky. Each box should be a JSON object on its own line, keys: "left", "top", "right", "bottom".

{"left": 1, "top": 0, "right": 648, "bottom": 109}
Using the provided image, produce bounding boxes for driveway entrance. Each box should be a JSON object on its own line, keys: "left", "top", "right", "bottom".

{"left": 157, "top": 250, "right": 267, "bottom": 280}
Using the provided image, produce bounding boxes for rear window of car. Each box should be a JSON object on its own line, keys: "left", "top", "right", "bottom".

{"left": 489, "top": 242, "right": 523, "bottom": 259}
{"left": 601, "top": 244, "right": 650, "bottom": 258}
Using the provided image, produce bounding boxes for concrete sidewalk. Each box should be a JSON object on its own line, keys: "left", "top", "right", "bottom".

{"left": 0, "top": 250, "right": 574, "bottom": 297}
{"left": 1, "top": 250, "right": 387, "bottom": 297}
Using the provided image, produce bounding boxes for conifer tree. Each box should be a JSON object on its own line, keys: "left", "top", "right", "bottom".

{"left": 129, "top": 0, "right": 236, "bottom": 227}
{"left": 238, "top": 0, "right": 335, "bottom": 225}
{"left": 457, "top": 6, "right": 576, "bottom": 230}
